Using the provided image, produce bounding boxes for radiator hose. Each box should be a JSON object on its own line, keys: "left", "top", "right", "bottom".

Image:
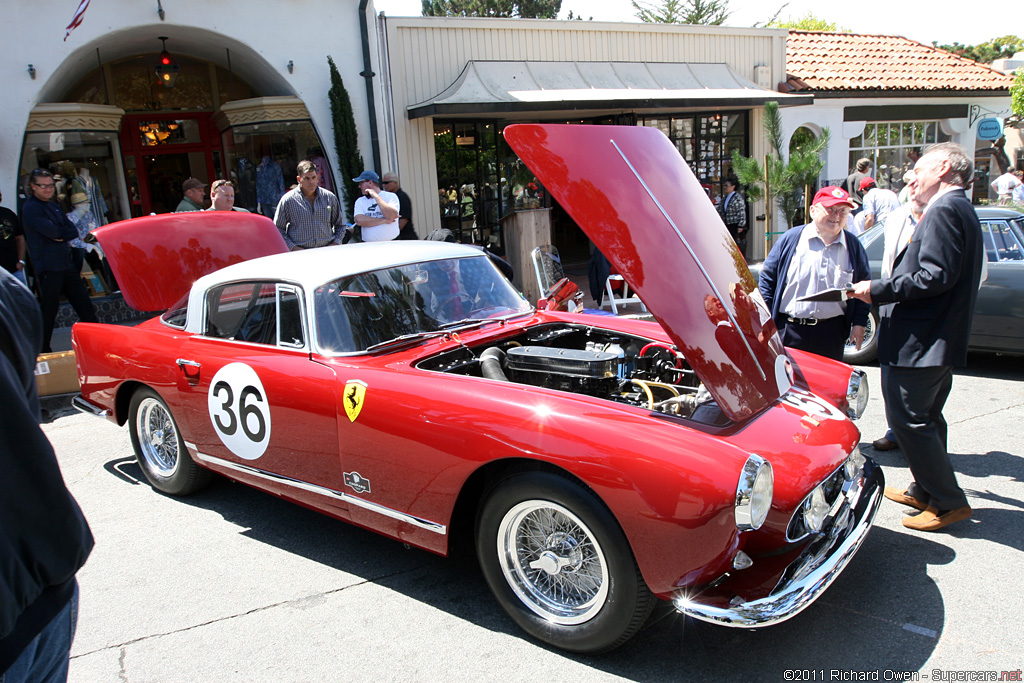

{"left": 480, "top": 347, "right": 508, "bottom": 382}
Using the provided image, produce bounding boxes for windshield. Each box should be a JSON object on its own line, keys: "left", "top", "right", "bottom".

{"left": 314, "top": 255, "right": 532, "bottom": 354}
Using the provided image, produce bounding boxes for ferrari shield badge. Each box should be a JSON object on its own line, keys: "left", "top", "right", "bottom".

{"left": 344, "top": 380, "right": 367, "bottom": 422}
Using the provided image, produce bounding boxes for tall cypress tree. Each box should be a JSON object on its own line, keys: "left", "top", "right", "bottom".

{"left": 328, "top": 55, "right": 364, "bottom": 222}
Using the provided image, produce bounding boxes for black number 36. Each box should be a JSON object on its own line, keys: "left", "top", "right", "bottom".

{"left": 212, "top": 380, "right": 267, "bottom": 442}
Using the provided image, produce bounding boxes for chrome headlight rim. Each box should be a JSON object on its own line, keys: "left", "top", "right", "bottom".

{"left": 846, "top": 369, "right": 869, "bottom": 419}
{"left": 735, "top": 454, "right": 773, "bottom": 532}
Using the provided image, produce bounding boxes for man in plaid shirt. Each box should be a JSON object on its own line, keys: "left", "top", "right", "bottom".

{"left": 274, "top": 160, "right": 347, "bottom": 250}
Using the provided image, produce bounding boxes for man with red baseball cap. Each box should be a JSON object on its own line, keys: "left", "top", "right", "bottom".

{"left": 757, "top": 186, "right": 871, "bottom": 360}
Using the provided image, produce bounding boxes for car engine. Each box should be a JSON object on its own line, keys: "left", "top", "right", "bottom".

{"left": 419, "top": 323, "right": 727, "bottom": 425}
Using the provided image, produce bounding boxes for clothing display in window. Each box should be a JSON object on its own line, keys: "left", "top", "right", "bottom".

{"left": 236, "top": 158, "right": 257, "bottom": 210}
{"left": 256, "top": 156, "right": 285, "bottom": 208}
{"left": 71, "top": 170, "right": 107, "bottom": 227}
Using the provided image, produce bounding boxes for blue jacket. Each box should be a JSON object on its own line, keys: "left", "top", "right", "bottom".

{"left": 21, "top": 196, "right": 79, "bottom": 274}
{"left": 758, "top": 224, "right": 871, "bottom": 333}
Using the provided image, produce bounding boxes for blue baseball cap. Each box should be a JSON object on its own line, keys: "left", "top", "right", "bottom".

{"left": 352, "top": 170, "right": 379, "bottom": 184}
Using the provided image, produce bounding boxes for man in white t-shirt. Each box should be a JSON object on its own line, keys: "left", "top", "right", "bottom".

{"left": 352, "top": 171, "right": 400, "bottom": 242}
{"left": 991, "top": 170, "right": 1022, "bottom": 205}
{"left": 860, "top": 177, "right": 901, "bottom": 230}
{"left": 1013, "top": 170, "right": 1024, "bottom": 204}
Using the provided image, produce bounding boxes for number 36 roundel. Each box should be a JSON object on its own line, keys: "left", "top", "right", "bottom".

{"left": 207, "top": 362, "right": 272, "bottom": 460}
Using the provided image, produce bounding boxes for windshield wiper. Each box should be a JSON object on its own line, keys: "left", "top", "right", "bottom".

{"left": 364, "top": 331, "right": 446, "bottom": 354}
{"left": 436, "top": 318, "right": 490, "bottom": 331}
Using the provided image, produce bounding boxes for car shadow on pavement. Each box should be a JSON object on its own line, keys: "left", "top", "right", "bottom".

{"left": 102, "top": 457, "right": 952, "bottom": 680}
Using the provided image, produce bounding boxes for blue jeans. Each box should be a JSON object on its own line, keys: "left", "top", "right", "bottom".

{"left": 2, "top": 582, "right": 79, "bottom": 683}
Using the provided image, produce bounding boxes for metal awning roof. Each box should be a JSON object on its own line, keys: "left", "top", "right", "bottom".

{"left": 408, "top": 61, "right": 812, "bottom": 119}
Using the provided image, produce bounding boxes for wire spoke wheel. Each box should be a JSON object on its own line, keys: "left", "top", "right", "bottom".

{"left": 129, "top": 387, "right": 211, "bottom": 496}
{"left": 136, "top": 396, "right": 179, "bottom": 477}
{"left": 498, "top": 500, "right": 609, "bottom": 625}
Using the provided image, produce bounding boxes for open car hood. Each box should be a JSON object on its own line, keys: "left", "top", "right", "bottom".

{"left": 94, "top": 212, "right": 288, "bottom": 312}
{"left": 505, "top": 124, "right": 790, "bottom": 422}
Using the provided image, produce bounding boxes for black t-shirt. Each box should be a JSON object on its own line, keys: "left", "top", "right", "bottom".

{"left": 0, "top": 207, "right": 22, "bottom": 273}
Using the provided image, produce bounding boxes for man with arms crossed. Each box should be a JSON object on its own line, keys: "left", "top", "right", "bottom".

{"left": 274, "top": 161, "right": 346, "bottom": 250}
{"left": 850, "top": 143, "right": 983, "bottom": 532}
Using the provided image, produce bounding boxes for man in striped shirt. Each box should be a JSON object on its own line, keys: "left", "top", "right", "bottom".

{"left": 273, "top": 160, "right": 346, "bottom": 250}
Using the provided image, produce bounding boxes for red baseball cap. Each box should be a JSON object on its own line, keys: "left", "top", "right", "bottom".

{"left": 859, "top": 176, "right": 877, "bottom": 191}
{"left": 812, "top": 186, "right": 856, "bottom": 209}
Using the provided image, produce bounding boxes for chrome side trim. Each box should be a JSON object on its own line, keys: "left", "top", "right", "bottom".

{"left": 72, "top": 394, "right": 110, "bottom": 418}
{"left": 190, "top": 451, "right": 447, "bottom": 535}
{"left": 675, "top": 458, "right": 883, "bottom": 627}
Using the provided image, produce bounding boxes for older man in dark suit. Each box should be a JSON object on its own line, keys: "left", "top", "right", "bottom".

{"left": 850, "top": 142, "right": 984, "bottom": 532}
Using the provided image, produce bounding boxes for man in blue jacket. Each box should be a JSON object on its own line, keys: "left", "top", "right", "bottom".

{"left": 850, "top": 143, "right": 983, "bottom": 532}
{"left": 758, "top": 186, "right": 870, "bottom": 361}
{"left": 1, "top": 268, "right": 94, "bottom": 682}
{"left": 21, "top": 169, "right": 97, "bottom": 353}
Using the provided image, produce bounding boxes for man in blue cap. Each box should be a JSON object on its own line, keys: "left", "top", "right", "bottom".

{"left": 351, "top": 171, "right": 400, "bottom": 242}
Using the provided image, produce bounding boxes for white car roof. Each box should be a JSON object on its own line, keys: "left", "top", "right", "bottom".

{"left": 183, "top": 241, "right": 488, "bottom": 336}
{"left": 193, "top": 240, "right": 482, "bottom": 292}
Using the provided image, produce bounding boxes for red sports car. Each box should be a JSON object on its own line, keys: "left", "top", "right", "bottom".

{"left": 73, "top": 124, "right": 881, "bottom": 653}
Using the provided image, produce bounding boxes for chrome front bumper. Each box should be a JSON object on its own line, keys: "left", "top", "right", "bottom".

{"left": 674, "top": 457, "right": 883, "bottom": 627}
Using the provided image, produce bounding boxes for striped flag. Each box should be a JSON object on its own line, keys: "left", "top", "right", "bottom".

{"left": 64, "top": 0, "right": 91, "bottom": 41}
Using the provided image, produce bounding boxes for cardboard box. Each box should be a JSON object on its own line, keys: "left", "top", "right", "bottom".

{"left": 35, "top": 351, "right": 81, "bottom": 396}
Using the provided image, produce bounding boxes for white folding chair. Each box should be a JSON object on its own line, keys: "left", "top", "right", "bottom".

{"left": 602, "top": 274, "right": 647, "bottom": 315}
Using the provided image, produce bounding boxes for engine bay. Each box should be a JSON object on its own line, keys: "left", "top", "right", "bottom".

{"left": 418, "top": 323, "right": 728, "bottom": 425}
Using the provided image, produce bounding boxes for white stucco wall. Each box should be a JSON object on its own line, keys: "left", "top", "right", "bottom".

{"left": 778, "top": 95, "right": 1013, "bottom": 186}
{"left": 0, "top": 0, "right": 384, "bottom": 204}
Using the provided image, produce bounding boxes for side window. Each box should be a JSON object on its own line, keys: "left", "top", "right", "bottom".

{"left": 205, "top": 282, "right": 277, "bottom": 344}
{"left": 987, "top": 221, "right": 1024, "bottom": 262}
{"left": 278, "top": 286, "right": 305, "bottom": 347}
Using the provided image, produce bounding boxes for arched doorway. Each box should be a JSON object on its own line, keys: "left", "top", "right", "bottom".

{"left": 21, "top": 31, "right": 329, "bottom": 220}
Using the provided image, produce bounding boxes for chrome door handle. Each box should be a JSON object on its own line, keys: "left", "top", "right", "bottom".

{"left": 176, "top": 359, "right": 201, "bottom": 370}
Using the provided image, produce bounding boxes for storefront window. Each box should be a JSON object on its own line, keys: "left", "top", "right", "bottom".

{"left": 221, "top": 120, "right": 329, "bottom": 215}
{"left": 19, "top": 130, "right": 127, "bottom": 226}
{"left": 641, "top": 112, "right": 748, "bottom": 204}
{"left": 434, "top": 121, "right": 505, "bottom": 247}
{"left": 849, "top": 121, "right": 950, "bottom": 194}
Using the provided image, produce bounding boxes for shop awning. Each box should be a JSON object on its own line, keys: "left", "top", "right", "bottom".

{"left": 408, "top": 61, "right": 812, "bottom": 119}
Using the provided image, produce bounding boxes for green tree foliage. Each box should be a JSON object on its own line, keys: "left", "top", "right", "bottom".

{"left": 935, "top": 35, "right": 1023, "bottom": 63}
{"left": 421, "top": 0, "right": 561, "bottom": 18}
{"left": 327, "top": 56, "right": 364, "bottom": 223}
{"left": 766, "top": 11, "right": 849, "bottom": 31}
{"left": 631, "top": 0, "right": 730, "bottom": 25}
{"left": 1012, "top": 68, "right": 1024, "bottom": 120}
{"left": 731, "top": 102, "right": 830, "bottom": 231}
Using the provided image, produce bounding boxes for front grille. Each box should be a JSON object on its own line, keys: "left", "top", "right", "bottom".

{"left": 786, "top": 462, "right": 858, "bottom": 542}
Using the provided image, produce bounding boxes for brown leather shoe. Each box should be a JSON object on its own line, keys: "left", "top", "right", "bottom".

{"left": 872, "top": 436, "right": 898, "bottom": 451}
{"left": 902, "top": 506, "right": 972, "bottom": 532}
{"left": 883, "top": 486, "right": 929, "bottom": 511}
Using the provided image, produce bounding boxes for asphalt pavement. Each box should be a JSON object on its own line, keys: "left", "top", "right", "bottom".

{"left": 41, "top": 352, "right": 1024, "bottom": 682}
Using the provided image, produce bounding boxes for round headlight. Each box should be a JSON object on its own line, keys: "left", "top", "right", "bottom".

{"left": 844, "top": 446, "right": 866, "bottom": 481}
{"left": 735, "top": 455, "right": 774, "bottom": 531}
{"left": 846, "top": 369, "right": 869, "bottom": 419}
{"left": 802, "top": 485, "right": 829, "bottom": 534}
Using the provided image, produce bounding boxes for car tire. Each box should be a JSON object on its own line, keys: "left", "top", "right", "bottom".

{"left": 844, "top": 308, "right": 879, "bottom": 365}
{"left": 476, "top": 471, "right": 655, "bottom": 653}
{"left": 129, "top": 387, "right": 212, "bottom": 496}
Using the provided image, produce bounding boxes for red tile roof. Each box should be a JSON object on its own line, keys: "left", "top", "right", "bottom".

{"left": 785, "top": 31, "right": 1013, "bottom": 92}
